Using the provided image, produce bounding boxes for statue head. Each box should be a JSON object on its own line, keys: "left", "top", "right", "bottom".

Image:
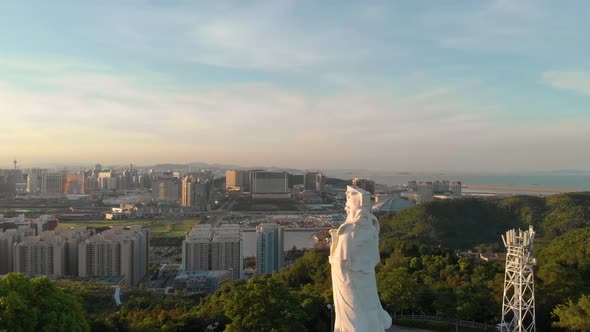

{"left": 345, "top": 186, "right": 371, "bottom": 223}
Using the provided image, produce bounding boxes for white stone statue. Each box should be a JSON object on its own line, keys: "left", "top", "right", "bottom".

{"left": 329, "top": 186, "right": 392, "bottom": 332}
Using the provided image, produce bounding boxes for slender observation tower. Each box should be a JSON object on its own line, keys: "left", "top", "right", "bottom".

{"left": 499, "top": 225, "right": 536, "bottom": 332}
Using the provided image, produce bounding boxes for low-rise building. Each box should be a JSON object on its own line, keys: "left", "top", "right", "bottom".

{"left": 173, "top": 270, "right": 231, "bottom": 294}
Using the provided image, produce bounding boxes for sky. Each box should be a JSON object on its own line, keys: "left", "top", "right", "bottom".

{"left": 1, "top": 0, "right": 590, "bottom": 172}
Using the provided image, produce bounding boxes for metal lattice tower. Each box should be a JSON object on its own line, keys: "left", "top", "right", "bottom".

{"left": 499, "top": 225, "right": 536, "bottom": 332}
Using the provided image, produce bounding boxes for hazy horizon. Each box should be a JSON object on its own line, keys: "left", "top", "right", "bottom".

{"left": 2, "top": 1, "right": 590, "bottom": 171}
{"left": 4, "top": 159, "right": 590, "bottom": 176}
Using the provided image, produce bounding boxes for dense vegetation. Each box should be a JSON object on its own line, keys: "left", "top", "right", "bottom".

{"left": 2, "top": 192, "right": 590, "bottom": 331}
{"left": 0, "top": 273, "right": 89, "bottom": 331}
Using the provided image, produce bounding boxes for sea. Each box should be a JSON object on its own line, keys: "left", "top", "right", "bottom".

{"left": 329, "top": 171, "right": 590, "bottom": 192}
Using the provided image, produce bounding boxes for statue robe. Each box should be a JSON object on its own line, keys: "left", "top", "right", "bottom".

{"left": 329, "top": 215, "right": 392, "bottom": 332}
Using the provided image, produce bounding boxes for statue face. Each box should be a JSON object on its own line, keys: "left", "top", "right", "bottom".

{"left": 345, "top": 188, "right": 361, "bottom": 215}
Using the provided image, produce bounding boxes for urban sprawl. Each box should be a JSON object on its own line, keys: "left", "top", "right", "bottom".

{"left": 0, "top": 164, "right": 465, "bottom": 293}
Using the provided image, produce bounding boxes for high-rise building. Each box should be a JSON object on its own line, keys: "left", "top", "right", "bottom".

{"left": 250, "top": 171, "right": 290, "bottom": 199}
{"left": 451, "top": 181, "right": 462, "bottom": 197}
{"left": 182, "top": 176, "right": 196, "bottom": 207}
{"left": 304, "top": 172, "right": 319, "bottom": 191}
{"left": 352, "top": 178, "right": 375, "bottom": 194}
{"left": 433, "top": 180, "right": 450, "bottom": 194}
{"left": 98, "top": 170, "right": 118, "bottom": 191}
{"left": 156, "top": 172, "right": 181, "bottom": 202}
{"left": 78, "top": 226, "right": 149, "bottom": 287}
{"left": 407, "top": 181, "right": 418, "bottom": 191}
{"left": 416, "top": 181, "right": 434, "bottom": 204}
{"left": 41, "top": 172, "right": 65, "bottom": 198}
{"left": 121, "top": 166, "right": 139, "bottom": 190}
{"left": 316, "top": 173, "right": 326, "bottom": 193}
{"left": 25, "top": 169, "right": 43, "bottom": 193}
{"left": 11, "top": 227, "right": 89, "bottom": 278}
{"left": 181, "top": 224, "right": 243, "bottom": 280}
{"left": 240, "top": 170, "right": 250, "bottom": 192}
{"left": 65, "top": 172, "right": 85, "bottom": 195}
{"left": 225, "top": 170, "right": 250, "bottom": 192}
{"left": 0, "top": 229, "right": 20, "bottom": 274}
{"left": 0, "top": 169, "right": 23, "bottom": 193}
{"left": 225, "top": 170, "right": 240, "bottom": 191}
{"left": 211, "top": 224, "right": 243, "bottom": 280}
{"left": 1, "top": 215, "right": 61, "bottom": 275}
{"left": 14, "top": 236, "right": 66, "bottom": 278}
{"left": 256, "top": 223, "right": 284, "bottom": 274}
{"left": 181, "top": 175, "right": 209, "bottom": 210}
{"left": 182, "top": 225, "right": 212, "bottom": 271}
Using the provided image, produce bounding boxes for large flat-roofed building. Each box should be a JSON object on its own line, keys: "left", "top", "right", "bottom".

{"left": 250, "top": 171, "right": 290, "bottom": 199}
{"left": 211, "top": 224, "right": 243, "bottom": 280}
{"left": 0, "top": 214, "right": 58, "bottom": 236}
{"left": 173, "top": 270, "right": 231, "bottom": 294}
{"left": 78, "top": 226, "right": 149, "bottom": 287}
{"left": 372, "top": 196, "right": 416, "bottom": 214}
{"left": 256, "top": 223, "right": 284, "bottom": 274}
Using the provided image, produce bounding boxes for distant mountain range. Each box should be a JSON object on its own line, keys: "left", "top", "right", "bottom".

{"left": 13, "top": 162, "right": 590, "bottom": 178}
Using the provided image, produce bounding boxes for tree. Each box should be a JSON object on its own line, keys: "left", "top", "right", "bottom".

{"left": 377, "top": 267, "right": 419, "bottom": 314}
{"left": 224, "top": 276, "right": 309, "bottom": 332}
{"left": 553, "top": 294, "right": 590, "bottom": 331}
{"left": 0, "top": 273, "right": 89, "bottom": 332}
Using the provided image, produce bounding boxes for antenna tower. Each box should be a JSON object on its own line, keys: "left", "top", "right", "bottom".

{"left": 499, "top": 225, "right": 536, "bottom": 332}
{"left": 13, "top": 158, "right": 17, "bottom": 170}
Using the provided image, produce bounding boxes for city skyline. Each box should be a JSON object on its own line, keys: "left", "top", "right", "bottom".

{"left": 2, "top": 1, "right": 590, "bottom": 171}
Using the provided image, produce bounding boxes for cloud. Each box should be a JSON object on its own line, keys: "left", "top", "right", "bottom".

{"left": 0, "top": 58, "right": 110, "bottom": 74}
{"left": 1, "top": 62, "right": 589, "bottom": 171}
{"left": 542, "top": 70, "right": 590, "bottom": 96}
{"left": 0, "top": 65, "right": 501, "bottom": 169}
{"left": 95, "top": 1, "right": 397, "bottom": 71}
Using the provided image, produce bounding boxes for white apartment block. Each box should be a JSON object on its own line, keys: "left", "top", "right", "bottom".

{"left": 78, "top": 226, "right": 149, "bottom": 287}
{"left": 182, "top": 224, "right": 243, "bottom": 280}
{"left": 13, "top": 236, "right": 66, "bottom": 278}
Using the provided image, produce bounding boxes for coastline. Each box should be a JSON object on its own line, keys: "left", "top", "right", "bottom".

{"left": 463, "top": 185, "right": 578, "bottom": 194}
